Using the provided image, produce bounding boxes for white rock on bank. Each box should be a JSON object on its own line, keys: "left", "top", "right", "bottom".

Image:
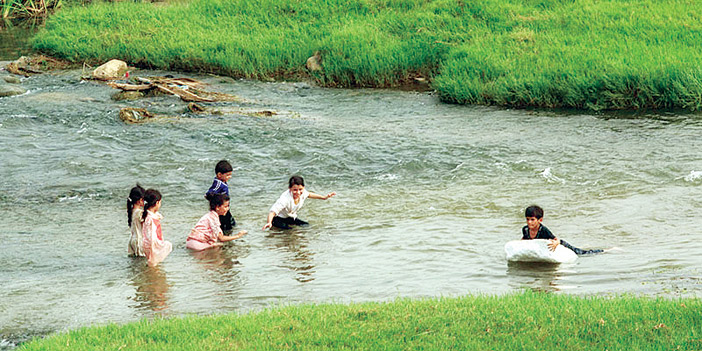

{"left": 92, "top": 59, "right": 128, "bottom": 80}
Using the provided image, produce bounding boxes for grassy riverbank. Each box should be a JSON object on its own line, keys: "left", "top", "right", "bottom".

{"left": 17, "top": 292, "right": 702, "bottom": 350}
{"left": 30, "top": 0, "right": 702, "bottom": 110}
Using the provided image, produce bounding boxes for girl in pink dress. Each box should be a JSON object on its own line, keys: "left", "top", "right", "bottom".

{"left": 142, "top": 189, "right": 172, "bottom": 266}
{"left": 186, "top": 193, "right": 247, "bottom": 251}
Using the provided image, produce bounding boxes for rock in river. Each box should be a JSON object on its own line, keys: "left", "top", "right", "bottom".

{"left": 112, "top": 90, "right": 145, "bottom": 101}
{"left": 92, "top": 59, "right": 128, "bottom": 80}
{"left": 2, "top": 75, "right": 21, "bottom": 84}
{"left": 306, "top": 52, "right": 322, "bottom": 72}
{"left": 0, "top": 84, "right": 27, "bottom": 97}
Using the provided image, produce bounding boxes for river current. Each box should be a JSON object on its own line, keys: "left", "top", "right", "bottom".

{"left": 1, "top": 66, "right": 701, "bottom": 348}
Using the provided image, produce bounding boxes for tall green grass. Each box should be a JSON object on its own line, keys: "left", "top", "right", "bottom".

{"left": 433, "top": 0, "right": 702, "bottom": 110}
{"left": 2, "top": 0, "right": 62, "bottom": 20}
{"left": 17, "top": 292, "right": 702, "bottom": 350}
{"left": 31, "top": 0, "right": 702, "bottom": 110}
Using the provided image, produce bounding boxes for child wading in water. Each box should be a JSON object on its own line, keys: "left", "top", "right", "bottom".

{"left": 142, "top": 189, "right": 173, "bottom": 266}
{"left": 522, "top": 205, "right": 603, "bottom": 255}
{"left": 205, "top": 160, "right": 237, "bottom": 232}
{"left": 262, "top": 175, "right": 336, "bottom": 230}
{"left": 127, "top": 184, "right": 146, "bottom": 257}
{"left": 186, "top": 193, "right": 248, "bottom": 251}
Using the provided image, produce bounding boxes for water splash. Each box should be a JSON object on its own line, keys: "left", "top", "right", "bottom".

{"left": 683, "top": 170, "right": 702, "bottom": 182}
{"left": 0, "top": 339, "right": 16, "bottom": 349}
{"left": 59, "top": 195, "right": 82, "bottom": 202}
{"left": 540, "top": 167, "right": 565, "bottom": 184}
{"left": 376, "top": 173, "right": 398, "bottom": 181}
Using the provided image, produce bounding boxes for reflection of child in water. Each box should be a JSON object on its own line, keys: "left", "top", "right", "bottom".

{"left": 187, "top": 193, "right": 247, "bottom": 251}
{"left": 522, "top": 205, "right": 603, "bottom": 255}
{"left": 263, "top": 175, "right": 336, "bottom": 230}
{"left": 131, "top": 262, "right": 170, "bottom": 313}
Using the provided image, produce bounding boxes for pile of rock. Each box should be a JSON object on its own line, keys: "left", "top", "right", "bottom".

{"left": 6, "top": 55, "right": 70, "bottom": 76}
{"left": 2, "top": 55, "right": 77, "bottom": 98}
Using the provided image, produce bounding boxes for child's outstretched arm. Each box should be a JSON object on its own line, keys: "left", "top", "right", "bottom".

{"left": 219, "top": 230, "right": 247, "bottom": 242}
{"left": 263, "top": 211, "right": 277, "bottom": 230}
{"left": 308, "top": 191, "right": 336, "bottom": 200}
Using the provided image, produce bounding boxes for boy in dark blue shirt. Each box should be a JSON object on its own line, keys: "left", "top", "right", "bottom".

{"left": 206, "top": 160, "right": 236, "bottom": 232}
{"left": 522, "top": 205, "right": 603, "bottom": 255}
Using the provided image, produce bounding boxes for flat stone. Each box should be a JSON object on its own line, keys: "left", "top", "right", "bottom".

{"left": 0, "top": 84, "right": 27, "bottom": 97}
{"left": 112, "top": 90, "right": 145, "bottom": 101}
{"left": 2, "top": 75, "right": 21, "bottom": 84}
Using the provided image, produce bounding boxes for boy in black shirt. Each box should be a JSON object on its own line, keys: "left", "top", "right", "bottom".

{"left": 523, "top": 205, "right": 603, "bottom": 255}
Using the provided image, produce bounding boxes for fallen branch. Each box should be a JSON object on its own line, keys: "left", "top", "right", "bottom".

{"left": 154, "top": 83, "right": 214, "bottom": 102}
{"left": 106, "top": 82, "right": 153, "bottom": 91}
{"left": 108, "top": 76, "right": 243, "bottom": 102}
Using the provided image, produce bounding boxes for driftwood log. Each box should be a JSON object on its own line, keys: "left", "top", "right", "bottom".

{"left": 108, "top": 76, "right": 243, "bottom": 103}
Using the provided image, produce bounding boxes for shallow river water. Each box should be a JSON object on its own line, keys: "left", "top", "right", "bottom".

{"left": 1, "top": 66, "right": 701, "bottom": 348}
{"left": 0, "top": 26, "right": 36, "bottom": 61}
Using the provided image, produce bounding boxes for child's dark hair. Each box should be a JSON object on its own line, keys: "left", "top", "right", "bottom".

{"left": 127, "top": 184, "right": 145, "bottom": 227}
{"left": 142, "top": 189, "right": 162, "bottom": 220}
{"left": 215, "top": 160, "right": 233, "bottom": 174}
{"left": 206, "top": 193, "right": 230, "bottom": 211}
{"left": 525, "top": 205, "right": 544, "bottom": 219}
{"left": 288, "top": 175, "right": 305, "bottom": 188}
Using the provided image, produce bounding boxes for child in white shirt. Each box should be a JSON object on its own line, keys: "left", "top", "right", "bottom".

{"left": 262, "top": 175, "right": 336, "bottom": 230}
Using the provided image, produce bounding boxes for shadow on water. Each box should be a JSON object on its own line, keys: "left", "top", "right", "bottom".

{"left": 506, "top": 261, "right": 577, "bottom": 293}
{"left": 265, "top": 229, "right": 316, "bottom": 283}
{"left": 128, "top": 260, "right": 171, "bottom": 315}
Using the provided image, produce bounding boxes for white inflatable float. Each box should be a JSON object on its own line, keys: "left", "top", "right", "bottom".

{"left": 504, "top": 239, "right": 577, "bottom": 263}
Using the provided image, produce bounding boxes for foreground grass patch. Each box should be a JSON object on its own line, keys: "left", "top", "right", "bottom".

{"left": 18, "top": 292, "right": 702, "bottom": 350}
{"left": 31, "top": 0, "right": 702, "bottom": 110}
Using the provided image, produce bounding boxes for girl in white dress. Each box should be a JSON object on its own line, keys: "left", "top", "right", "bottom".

{"left": 127, "top": 184, "right": 146, "bottom": 257}
{"left": 262, "top": 175, "right": 336, "bottom": 230}
{"left": 142, "top": 189, "right": 172, "bottom": 266}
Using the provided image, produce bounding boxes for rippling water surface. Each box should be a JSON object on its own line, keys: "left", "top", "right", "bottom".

{"left": 1, "top": 68, "right": 701, "bottom": 348}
